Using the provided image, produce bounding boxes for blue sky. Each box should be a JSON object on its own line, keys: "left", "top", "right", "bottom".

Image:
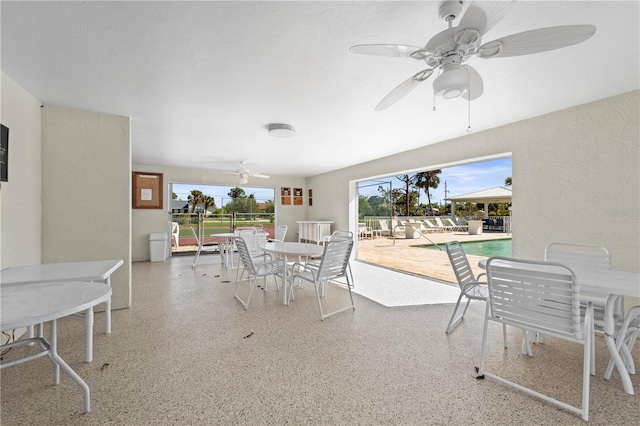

{"left": 358, "top": 157, "right": 512, "bottom": 206}
{"left": 172, "top": 157, "right": 511, "bottom": 208}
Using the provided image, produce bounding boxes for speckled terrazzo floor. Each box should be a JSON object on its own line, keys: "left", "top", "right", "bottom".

{"left": 1, "top": 255, "right": 638, "bottom": 425}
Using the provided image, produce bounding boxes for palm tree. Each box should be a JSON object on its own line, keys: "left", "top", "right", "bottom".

{"left": 202, "top": 195, "right": 216, "bottom": 214}
{"left": 505, "top": 176, "right": 512, "bottom": 186}
{"left": 415, "top": 170, "right": 441, "bottom": 214}
{"left": 396, "top": 174, "right": 417, "bottom": 216}
{"left": 187, "top": 190, "right": 204, "bottom": 213}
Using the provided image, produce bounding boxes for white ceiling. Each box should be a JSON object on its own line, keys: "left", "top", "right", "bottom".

{"left": 2, "top": 1, "right": 638, "bottom": 178}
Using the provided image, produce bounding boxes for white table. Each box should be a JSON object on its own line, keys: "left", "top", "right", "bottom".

{"left": 211, "top": 232, "right": 237, "bottom": 267}
{"left": 0, "top": 259, "right": 124, "bottom": 362}
{"left": 479, "top": 258, "right": 640, "bottom": 394}
{"left": 1, "top": 281, "right": 112, "bottom": 413}
{"left": 263, "top": 242, "right": 324, "bottom": 304}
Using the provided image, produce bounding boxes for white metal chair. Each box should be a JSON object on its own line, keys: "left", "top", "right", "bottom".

{"left": 235, "top": 229, "right": 272, "bottom": 288}
{"left": 375, "top": 219, "right": 392, "bottom": 238}
{"left": 171, "top": 221, "right": 180, "bottom": 247}
{"left": 605, "top": 305, "right": 640, "bottom": 380}
{"left": 190, "top": 226, "right": 219, "bottom": 269}
{"left": 289, "top": 239, "right": 355, "bottom": 320}
{"left": 444, "top": 241, "right": 506, "bottom": 346}
{"left": 478, "top": 257, "right": 595, "bottom": 421}
{"left": 544, "top": 242, "right": 622, "bottom": 333}
{"left": 233, "top": 236, "right": 283, "bottom": 310}
{"left": 268, "top": 224, "right": 288, "bottom": 242}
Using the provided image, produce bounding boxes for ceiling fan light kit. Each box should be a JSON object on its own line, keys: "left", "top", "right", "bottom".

{"left": 268, "top": 123, "right": 296, "bottom": 137}
{"left": 350, "top": 0, "right": 597, "bottom": 115}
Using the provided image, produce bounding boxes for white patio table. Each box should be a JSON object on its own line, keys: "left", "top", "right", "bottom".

{"left": 262, "top": 242, "right": 324, "bottom": 305}
{"left": 1, "top": 281, "right": 112, "bottom": 413}
{"left": 211, "top": 232, "right": 237, "bottom": 268}
{"left": 0, "top": 259, "right": 124, "bottom": 362}
{"left": 479, "top": 257, "right": 640, "bottom": 395}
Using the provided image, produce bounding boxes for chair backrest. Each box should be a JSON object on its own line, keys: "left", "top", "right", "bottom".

{"left": 315, "top": 239, "right": 354, "bottom": 282}
{"left": 331, "top": 230, "right": 353, "bottom": 240}
{"left": 486, "top": 256, "right": 583, "bottom": 340}
{"left": 544, "top": 242, "right": 611, "bottom": 271}
{"left": 190, "top": 226, "right": 202, "bottom": 247}
{"left": 233, "top": 236, "right": 258, "bottom": 275}
{"left": 274, "top": 225, "right": 288, "bottom": 242}
{"left": 238, "top": 229, "right": 267, "bottom": 257}
{"left": 423, "top": 219, "right": 438, "bottom": 229}
{"left": 378, "top": 220, "right": 390, "bottom": 232}
{"left": 445, "top": 241, "right": 478, "bottom": 289}
{"left": 435, "top": 217, "right": 447, "bottom": 228}
{"left": 443, "top": 218, "right": 457, "bottom": 227}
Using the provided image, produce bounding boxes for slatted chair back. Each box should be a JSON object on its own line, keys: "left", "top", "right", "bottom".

{"left": 480, "top": 256, "right": 594, "bottom": 421}
{"left": 544, "top": 242, "right": 610, "bottom": 271}
{"left": 446, "top": 241, "right": 482, "bottom": 296}
{"left": 316, "top": 239, "right": 354, "bottom": 283}
{"left": 273, "top": 225, "right": 288, "bottom": 242}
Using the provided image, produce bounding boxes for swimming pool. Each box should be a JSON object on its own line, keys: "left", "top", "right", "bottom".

{"left": 419, "top": 238, "right": 512, "bottom": 257}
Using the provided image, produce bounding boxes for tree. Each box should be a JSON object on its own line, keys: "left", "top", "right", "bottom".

{"left": 505, "top": 176, "right": 512, "bottom": 186}
{"left": 415, "top": 170, "right": 441, "bottom": 214}
{"left": 187, "top": 190, "right": 204, "bottom": 213}
{"left": 228, "top": 187, "right": 245, "bottom": 199}
{"left": 171, "top": 192, "right": 178, "bottom": 199}
{"left": 202, "top": 195, "right": 216, "bottom": 214}
{"left": 358, "top": 195, "right": 373, "bottom": 219}
{"left": 396, "top": 175, "right": 417, "bottom": 216}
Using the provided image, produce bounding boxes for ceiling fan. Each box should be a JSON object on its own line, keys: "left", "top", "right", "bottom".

{"left": 350, "top": 0, "right": 596, "bottom": 111}
{"left": 224, "top": 161, "right": 270, "bottom": 185}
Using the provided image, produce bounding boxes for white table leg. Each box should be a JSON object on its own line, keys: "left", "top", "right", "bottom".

{"left": 104, "top": 277, "right": 112, "bottom": 334}
{"left": 49, "top": 319, "right": 91, "bottom": 412}
{"left": 84, "top": 307, "right": 94, "bottom": 363}
{"left": 604, "top": 294, "right": 634, "bottom": 394}
{"left": 282, "top": 254, "right": 289, "bottom": 305}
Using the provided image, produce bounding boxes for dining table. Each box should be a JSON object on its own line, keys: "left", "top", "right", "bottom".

{"left": 211, "top": 232, "right": 237, "bottom": 268}
{"left": 0, "top": 259, "right": 124, "bottom": 362}
{"left": 262, "top": 241, "right": 324, "bottom": 305}
{"left": 1, "top": 280, "right": 112, "bottom": 413}
{"left": 478, "top": 257, "right": 640, "bottom": 395}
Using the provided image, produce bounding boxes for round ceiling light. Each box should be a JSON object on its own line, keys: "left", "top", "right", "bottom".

{"left": 432, "top": 64, "right": 471, "bottom": 99}
{"left": 268, "top": 123, "right": 296, "bottom": 137}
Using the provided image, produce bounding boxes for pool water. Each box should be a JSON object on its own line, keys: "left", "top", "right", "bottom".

{"left": 419, "top": 238, "right": 512, "bottom": 257}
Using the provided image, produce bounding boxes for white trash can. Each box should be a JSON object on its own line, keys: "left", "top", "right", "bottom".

{"left": 149, "top": 233, "right": 168, "bottom": 262}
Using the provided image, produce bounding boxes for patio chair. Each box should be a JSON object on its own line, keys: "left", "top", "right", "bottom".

{"left": 190, "top": 226, "right": 220, "bottom": 269}
{"left": 478, "top": 257, "right": 595, "bottom": 421}
{"left": 358, "top": 223, "right": 373, "bottom": 239}
{"left": 444, "top": 241, "right": 507, "bottom": 345}
{"left": 267, "top": 224, "right": 288, "bottom": 242}
{"left": 423, "top": 219, "right": 442, "bottom": 232}
{"left": 544, "top": 243, "right": 622, "bottom": 334}
{"left": 391, "top": 219, "right": 405, "bottom": 237}
{"left": 435, "top": 217, "right": 455, "bottom": 231}
{"left": 171, "top": 221, "right": 180, "bottom": 247}
{"left": 443, "top": 217, "right": 467, "bottom": 232}
{"left": 289, "top": 238, "right": 355, "bottom": 320}
{"left": 235, "top": 229, "right": 273, "bottom": 288}
{"left": 376, "top": 219, "right": 392, "bottom": 238}
{"left": 233, "top": 236, "right": 283, "bottom": 310}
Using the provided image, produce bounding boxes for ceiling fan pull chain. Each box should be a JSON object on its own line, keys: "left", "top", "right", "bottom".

{"left": 467, "top": 95, "right": 472, "bottom": 133}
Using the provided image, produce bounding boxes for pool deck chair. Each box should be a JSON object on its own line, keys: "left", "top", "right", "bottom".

{"left": 478, "top": 257, "right": 595, "bottom": 421}
{"left": 445, "top": 241, "right": 506, "bottom": 346}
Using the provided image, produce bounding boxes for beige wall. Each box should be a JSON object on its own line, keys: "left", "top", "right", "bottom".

{"left": 131, "top": 164, "right": 307, "bottom": 261}
{"left": 308, "top": 91, "right": 639, "bottom": 273}
{"left": 0, "top": 72, "right": 42, "bottom": 268}
{"left": 41, "top": 106, "right": 132, "bottom": 309}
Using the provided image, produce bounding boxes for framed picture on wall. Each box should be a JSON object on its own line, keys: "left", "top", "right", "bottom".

{"left": 133, "top": 172, "right": 163, "bottom": 209}
{"left": 281, "top": 187, "right": 291, "bottom": 205}
{"left": 293, "top": 188, "right": 303, "bottom": 205}
{"left": 1, "top": 124, "right": 8, "bottom": 182}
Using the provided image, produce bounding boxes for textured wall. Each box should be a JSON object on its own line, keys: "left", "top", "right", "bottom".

{"left": 41, "top": 106, "right": 132, "bottom": 309}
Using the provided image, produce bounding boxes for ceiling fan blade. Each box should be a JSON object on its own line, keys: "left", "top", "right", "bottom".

{"left": 350, "top": 44, "right": 429, "bottom": 60}
{"left": 249, "top": 173, "right": 270, "bottom": 179}
{"left": 375, "top": 69, "right": 434, "bottom": 111}
{"left": 458, "top": 0, "right": 515, "bottom": 36}
{"left": 223, "top": 171, "right": 239, "bottom": 175}
{"left": 477, "top": 25, "right": 596, "bottom": 58}
{"left": 460, "top": 65, "right": 483, "bottom": 101}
